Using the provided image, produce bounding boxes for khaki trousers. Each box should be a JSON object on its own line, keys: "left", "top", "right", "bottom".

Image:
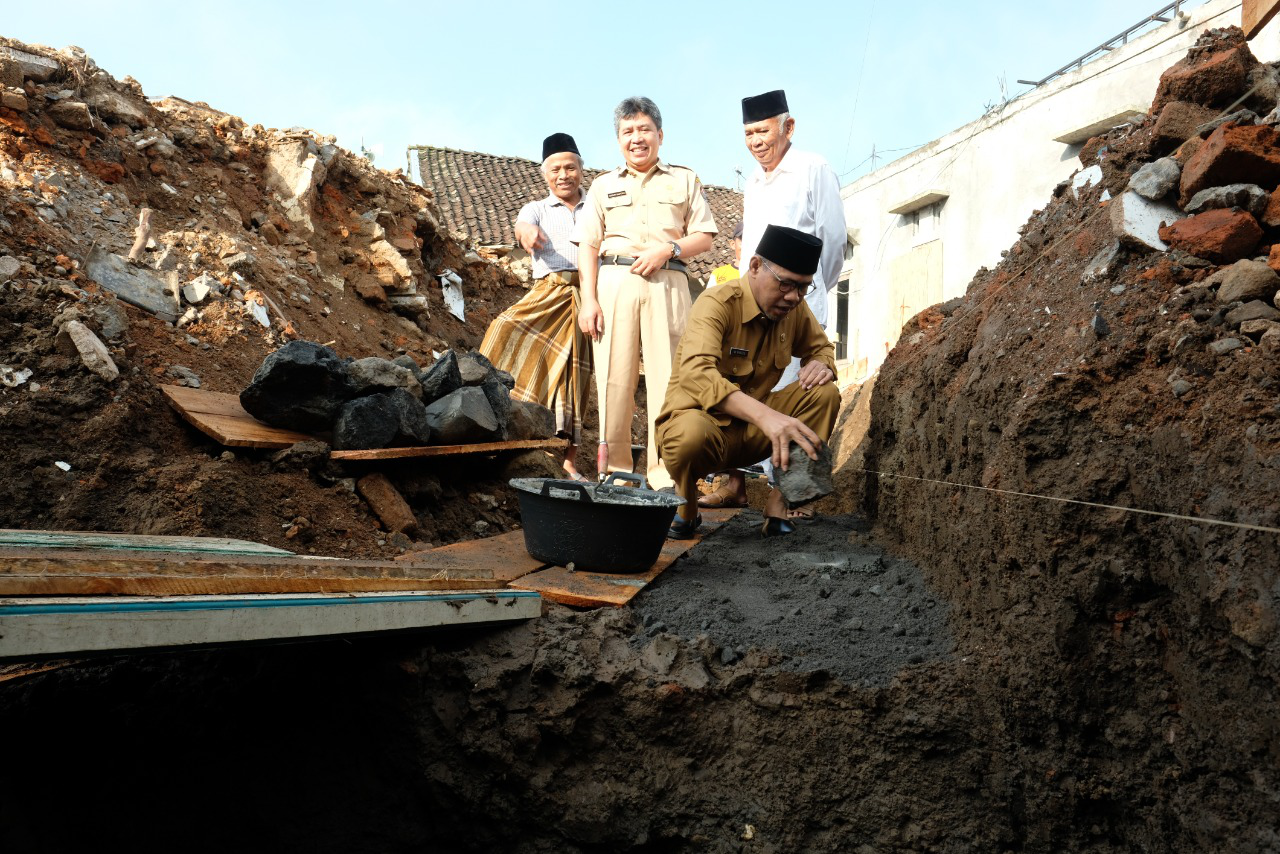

{"left": 657, "top": 381, "right": 841, "bottom": 520}
{"left": 593, "top": 265, "right": 690, "bottom": 489}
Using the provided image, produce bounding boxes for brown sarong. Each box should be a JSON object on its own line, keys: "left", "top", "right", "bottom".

{"left": 479, "top": 270, "right": 591, "bottom": 444}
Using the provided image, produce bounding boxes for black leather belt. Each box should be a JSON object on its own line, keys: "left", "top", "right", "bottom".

{"left": 599, "top": 255, "right": 688, "bottom": 274}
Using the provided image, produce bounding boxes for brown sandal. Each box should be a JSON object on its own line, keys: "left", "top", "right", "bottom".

{"left": 786, "top": 505, "right": 817, "bottom": 521}
{"left": 697, "top": 486, "right": 749, "bottom": 509}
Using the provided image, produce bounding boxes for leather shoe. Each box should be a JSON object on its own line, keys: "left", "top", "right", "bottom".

{"left": 667, "top": 513, "right": 702, "bottom": 539}
{"left": 760, "top": 516, "right": 796, "bottom": 538}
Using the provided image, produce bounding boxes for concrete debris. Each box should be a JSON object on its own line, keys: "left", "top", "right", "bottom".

{"left": 164, "top": 364, "right": 202, "bottom": 388}
{"left": 0, "top": 89, "right": 27, "bottom": 111}
{"left": 1225, "top": 300, "right": 1280, "bottom": 327}
{"left": 242, "top": 290, "right": 271, "bottom": 327}
{"left": 85, "top": 245, "right": 180, "bottom": 322}
{"left": 347, "top": 356, "right": 423, "bottom": 399}
{"left": 1208, "top": 259, "right": 1279, "bottom": 303}
{"left": 1108, "top": 191, "right": 1181, "bottom": 252}
{"left": 264, "top": 139, "right": 326, "bottom": 233}
{"left": 54, "top": 320, "right": 119, "bottom": 382}
{"left": 0, "top": 365, "right": 32, "bottom": 387}
{"left": 0, "top": 255, "right": 19, "bottom": 281}
{"left": 1208, "top": 337, "right": 1244, "bottom": 355}
{"left": 440, "top": 269, "right": 465, "bottom": 321}
{"left": 46, "top": 100, "right": 95, "bottom": 131}
{"left": 83, "top": 86, "right": 149, "bottom": 129}
{"left": 0, "top": 45, "right": 63, "bottom": 81}
{"left": 181, "top": 274, "right": 216, "bottom": 305}
{"left": 1183, "top": 183, "right": 1269, "bottom": 218}
{"left": 1127, "top": 158, "right": 1181, "bottom": 201}
{"left": 1239, "top": 318, "right": 1280, "bottom": 339}
{"left": 1071, "top": 165, "right": 1103, "bottom": 200}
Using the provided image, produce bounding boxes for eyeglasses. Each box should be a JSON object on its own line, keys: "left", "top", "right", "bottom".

{"left": 760, "top": 259, "right": 812, "bottom": 297}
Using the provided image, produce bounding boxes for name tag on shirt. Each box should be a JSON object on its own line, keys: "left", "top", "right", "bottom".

{"left": 607, "top": 191, "right": 627, "bottom": 199}
{"left": 730, "top": 347, "right": 748, "bottom": 357}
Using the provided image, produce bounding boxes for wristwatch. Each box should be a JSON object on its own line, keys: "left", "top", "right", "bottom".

{"left": 668, "top": 240, "right": 682, "bottom": 259}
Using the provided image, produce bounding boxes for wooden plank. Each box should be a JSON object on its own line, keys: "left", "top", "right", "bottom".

{"left": 509, "top": 509, "right": 740, "bottom": 608}
{"left": 1245, "top": 0, "right": 1280, "bottom": 38}
{"left": 329, "top": 437, "right": 568, "bottom": 461}
{"left": 0, "top": 576, "right": 500, "bottom": 596}
{"left": 396, "top": 530, "right": 549, "bottom": 582}
{"left": 0, "top": 548, "right": 496, "bottom": 597}
{"left": 162, "top": 384, "right": 570, "bottom": 459}
{"left": 0, "top": 529, "right": 293, "bottom": 557}
{"left": 161, "top": 384, "right": 311, "bottom": 449}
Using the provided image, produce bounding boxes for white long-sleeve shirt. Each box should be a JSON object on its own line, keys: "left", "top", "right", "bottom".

{"left": 738, "top": 146, "right": 846, "bottom": 329}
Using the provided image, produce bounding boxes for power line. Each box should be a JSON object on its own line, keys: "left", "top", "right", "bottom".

{"left": 840, "top": 0, "right": 877, "bottom": 174}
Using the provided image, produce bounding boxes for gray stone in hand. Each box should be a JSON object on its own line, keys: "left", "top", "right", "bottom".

{"left": 778, "top": 441, "right": 834, "bottom": 508}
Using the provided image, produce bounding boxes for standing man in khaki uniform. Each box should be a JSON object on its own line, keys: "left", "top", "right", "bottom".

{"left": 656, "top": 225, "right": 839, "bottom": 538}
{"left": 575, "top": 96, "right": 717, "bottom": 489}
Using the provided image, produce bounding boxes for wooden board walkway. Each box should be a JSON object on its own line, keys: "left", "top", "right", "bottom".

{"left": 0, "top": 548, "right": 497, "bottom": 597}
{"left": 0, "top": 529, "right": 293, "bottom": 557}
{"left": 399, "top": 508, "right": 741, "bottom": 608}
{"left": 161, "top": 384, "right": 569, "bottom": 460}
{"left": 162, "top": 384, "right": 311, "bottom": 449}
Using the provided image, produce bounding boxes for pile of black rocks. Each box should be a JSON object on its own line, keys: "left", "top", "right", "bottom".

{"left": 239, "top": 341, "right": 555, "bottom": 450}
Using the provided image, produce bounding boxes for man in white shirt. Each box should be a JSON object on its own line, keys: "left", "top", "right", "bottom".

{"left": 699, "top": 89, "right": 847, "bottom": 513}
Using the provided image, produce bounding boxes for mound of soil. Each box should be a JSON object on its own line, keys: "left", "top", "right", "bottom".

{"left": 0, "top": 38, "right": 545, "bottom": 555}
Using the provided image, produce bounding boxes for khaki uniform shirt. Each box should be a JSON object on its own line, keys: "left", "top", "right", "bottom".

{"left": 657, "top": 277, "right": 835, "bottom": 428}
{"left": 574, "top": 161, "right": 717, "bottom": 254}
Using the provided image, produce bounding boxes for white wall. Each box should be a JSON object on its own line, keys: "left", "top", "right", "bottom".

{"left": 837, "top": 0, "right": 1280, "bottom": 381}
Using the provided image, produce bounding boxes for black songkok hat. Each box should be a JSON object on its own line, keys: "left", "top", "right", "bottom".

{"left": 542, "top": 132, "right": 580, "bottom": 160}
{"left": 741, "top": 89, "right": 789, "bottom": 123}
{"left": 756, "top": 225, "right": 822, "bottom": 276}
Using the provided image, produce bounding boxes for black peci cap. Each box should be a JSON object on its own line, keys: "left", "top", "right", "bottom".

{"left": 742, "top": 89, "right": 789, "bottom": 123}
{"left": 541, "top": 132, "right": 580, "bottom": 160}
{"left": 755, "top": 224, "right": 822, "bottom": 276}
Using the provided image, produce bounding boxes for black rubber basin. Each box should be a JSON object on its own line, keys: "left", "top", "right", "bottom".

{"left": 510, "top": 473, "right": 685, "bottom": 573}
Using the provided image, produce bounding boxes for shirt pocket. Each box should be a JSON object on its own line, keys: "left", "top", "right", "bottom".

{"left": 721, "top": 344, "right": 754, "bottom": 385}
{"left": 651, "top": 182, "right": 687, "bottom": 233}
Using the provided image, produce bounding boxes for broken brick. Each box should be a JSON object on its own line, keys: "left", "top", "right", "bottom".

{"left": 1150, "top": 101, "right": 1218, "bottom": 153}
{"left": 356, "top": 473, "right": 418, "bottom": 536}
{"left": 1178, "top": 123, "right": 1280, "bottom": 206}
{"left": 1263, "top": 188, "right": 1280, "bottom": 229}
{"left": 1158, "top": 208, "right": 1263, "bottom": 264}
{"left": 1151, "top": 36, "right": 1257, "bottom": 116}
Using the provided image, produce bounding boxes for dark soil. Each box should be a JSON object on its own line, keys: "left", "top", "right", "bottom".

{"left": 2, "top": 29, "right": 1279, "bottom": 854}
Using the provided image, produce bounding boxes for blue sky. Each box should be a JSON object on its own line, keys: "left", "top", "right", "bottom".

{"left": 6, "top": 0, "right": 1206, "bottom": 190}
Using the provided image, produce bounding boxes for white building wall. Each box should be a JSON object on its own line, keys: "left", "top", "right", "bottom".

{"left": 838, "top": 0, "right": 1280, "bottom": 381}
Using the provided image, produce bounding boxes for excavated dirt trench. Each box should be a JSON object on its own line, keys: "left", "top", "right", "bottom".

{"left": 4, "top": 29, "right": 1280, "bottom": 854}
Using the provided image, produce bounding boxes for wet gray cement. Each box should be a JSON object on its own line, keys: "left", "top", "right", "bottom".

{"left": 632, "top": 512, "right": 953, "bottom": 686}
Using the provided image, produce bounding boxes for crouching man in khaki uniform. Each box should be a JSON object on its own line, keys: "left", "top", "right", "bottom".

{"left": 656, "top": 225, "right": 840, "bottom": 539}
